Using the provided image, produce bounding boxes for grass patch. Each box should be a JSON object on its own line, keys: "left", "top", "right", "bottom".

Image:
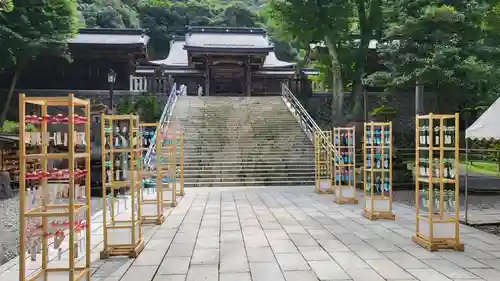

{"left": 460, "top": 160, "right": 500, "bottom": 176}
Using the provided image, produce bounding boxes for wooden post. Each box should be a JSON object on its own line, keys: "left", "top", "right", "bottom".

{"left": 204, "top": 56, "right": 210, "bottom": 96}
{"left": 246, "top": 57, "right": 251, "bottom": 96}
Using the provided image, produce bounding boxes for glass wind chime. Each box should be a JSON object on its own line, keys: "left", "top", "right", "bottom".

{"left": 417, "top": 123, "right": 457, "bottom": 213}
{"left": 365, "top": 126, "right": 391, "bottom": 193}
{"left": 141, "top": 128, "right": 157, "bottom": 195}
{"left": 25, "top": 177, "right": 87, "bottom": 262}
{"left": 334, "top": 133, "right": 354, "bottom": 185}
{"left": 104, "top": 122, "right": 132, "bottom": 183}
{"left": 24, "top": 113, "right": 89, "bottom": 262}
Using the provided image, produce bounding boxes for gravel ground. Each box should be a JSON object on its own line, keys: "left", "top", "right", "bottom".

{"left": 0, "top": 192, "right": 104, "bottom": 265}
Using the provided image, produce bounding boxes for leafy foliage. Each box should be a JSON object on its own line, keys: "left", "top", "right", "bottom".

{"left": 0, "top": 0, "right": 80, "bottom": 125}
{"left": 0, "top": 0, "right": 13, "bottom": 12}
{"left": 0, "top": 120, "right": 37, "bottom": 133}
{"left": 116, "top": 94, "right": 162, "bottom": 122}
{"left": 77, "top": 0, "right": 288, "bottom": 59}
{"left": 79, "top": 0, "right": 140, "bottom": 28}
{"left": 371, "top": 0, "right": 500, "bottom": 113}
{"left": 370, "top": 105, "right": 397, "bottom": 121}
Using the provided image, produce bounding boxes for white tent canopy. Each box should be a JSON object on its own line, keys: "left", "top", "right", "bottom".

{"left": 466, "top": 97, "right": 500, "bottom": 139}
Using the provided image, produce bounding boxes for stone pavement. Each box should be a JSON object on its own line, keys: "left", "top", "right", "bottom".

{"left": 6, "top": 186, "right": 500, "bottom": 281}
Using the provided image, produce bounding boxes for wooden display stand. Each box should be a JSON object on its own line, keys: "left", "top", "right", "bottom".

{"left": 176, "top": 132, "right": 185, "bottom": 197}
{"left": 139, "top": 123, "right": 165, "bottom": 225}
{"left": 314, "top": 131, "right": 333, "bottom": 193}
{"left": 332, "top": 127, "right": 358, "bottom": 204}
{"left": 362, "top": 122, "right": 395, "bottom": 220}
{"left": 412, "top": 113, "right": 464, "bottom": 251}
{"left": 18, "top": 94, "right": 91, "bottom": 281}
{"left": 160, "top": 131, "right": 178, "bottom": 207}
{"left": 100, "top": 114, "right": 144, "bottom": 258}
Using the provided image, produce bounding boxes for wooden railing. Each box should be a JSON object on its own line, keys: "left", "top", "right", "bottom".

{"left": 129, "top": 75, "right": 170, "bottom": 93}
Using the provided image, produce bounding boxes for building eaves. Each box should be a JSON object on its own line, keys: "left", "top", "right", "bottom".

{"left": 69, "top": 28, "right": 150, "bottom": 45}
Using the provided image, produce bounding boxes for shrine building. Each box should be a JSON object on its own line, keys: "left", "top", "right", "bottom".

{"left": 134, "top": 26, "right": 317, "bottom": 96}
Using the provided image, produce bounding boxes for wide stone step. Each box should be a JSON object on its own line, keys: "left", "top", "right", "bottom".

{"left": 181, "top": 132, "right": 305, "bottom": 136}
{"left": 184, "top": 154, "right": 313, "bottom": 160}
{"left": 183, "top": 136, "right": 310, "bottom": 141}
{"left": 180, "top": 126, "right": 301, "bottom": 130}
{"left": 184, "top": 152, "right": 314, "bottom": 162}
{"left": 184, "top": 175, "right": 315, "bottom": 183}
{"left": 182, "top": 144, "right": 313, "bottom": 149}
{"left": 182, "top": 150, "right": 313, "bottom": 154}
{"left": 184, "top": 171, "right": 313, "bottom": 179}
{"left": 183, "top": 162, "right": 314, "bottom": 168}
{"left": 182, "top": 149, "right": 313, "bottom": 154}
{"left": 184, "top": 179, "right": 314, "bottom": 188}
{"left": 184, "top": 160, "right": 313, "bottom": 166}
{"left": 183, "top": 143, "right": 312, "bottom": 147}
{"left": 184, "top": 166, "right": 314, "bottom": 174}
{"left": 175, "top": 114, "right": 295, "bottom": 118}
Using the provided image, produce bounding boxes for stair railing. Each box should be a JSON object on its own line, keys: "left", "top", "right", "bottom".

{"left": 281, "top": 83, "right": 342, "bottom": 163}
{"left": 143, "top": 82, "right": 179, "bottom": 168}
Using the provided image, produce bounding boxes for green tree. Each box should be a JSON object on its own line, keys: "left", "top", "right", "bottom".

{"left": 116, "top": 95, "right": 162, "bottom": 122}
{"left": 0, "top": 0, "right": 79, "bottom": 125}
{"left": 138, "top": 0, "right": 216, "bottom": 58}
{"left": 78, "top": 0, "right": 140, "bottom": 28}
{"left": 371, "top": 0, "right": 500, "bottom": 113}
{"left": 268, "top": 0, "right": 353, "bottom": 125}
{"left": 349, "top": 0, "right": 384, "bottom": 118}
{"left": 0, "top": 0, "right": 13, "bottom": 12}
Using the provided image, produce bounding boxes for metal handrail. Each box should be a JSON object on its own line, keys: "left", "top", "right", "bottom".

{"left": 281, "top": 84, "right": 341, "bottom": 163}
{"left": 143, "top": 83, "right": 178, "bottom": 167}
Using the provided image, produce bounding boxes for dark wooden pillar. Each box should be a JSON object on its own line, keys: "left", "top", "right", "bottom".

{"left": 204, "top": 56, "right": 210, "bottom": 96}
{"left": 245, "top": 57, "right": 251, "bottom": 96}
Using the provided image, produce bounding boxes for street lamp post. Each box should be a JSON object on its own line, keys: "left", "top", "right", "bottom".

{"left": 107, "top": 69, "right": 116, "bottom": 112}
{"left": 361, "top": 76, "right": 368, "bottom": 121}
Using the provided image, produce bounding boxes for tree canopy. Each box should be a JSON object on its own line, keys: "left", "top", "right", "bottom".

{"left": 268, "top": 0, "right": 500, "bottom": 122}
{"left": 2, "top": 0, "right": 500, "bottom": 126}
{"left": 0, "top": 0, "right": 79, "bottom": 124}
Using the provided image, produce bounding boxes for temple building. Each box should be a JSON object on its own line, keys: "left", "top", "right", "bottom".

{"left": 134, "top": 26, "right": 316, "bottom": 96}
{"left": 0, "top": 28, "right": 149, "bottom": 92}
{"left": 0, "top": 26, "right": 315, "bottom": 104}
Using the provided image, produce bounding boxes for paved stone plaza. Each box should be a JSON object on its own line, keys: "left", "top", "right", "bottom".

{"left": 3, "top": 186, "right": 500, "bottom": 281}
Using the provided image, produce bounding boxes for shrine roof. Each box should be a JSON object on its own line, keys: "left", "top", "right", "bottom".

{"left": 184, "top": 26, "right": 272, "bottom": 51}
{"left": 263, "top": 52, "right": 295, "bottom": 68}
{"left": 69, "top": 28, "right": 150, "bottom": 46}
{"left": 149, "top": 40, "right": 189, "bottom": 67}
{"left": 149, "top": 40, "right": 294, "bottom": 68}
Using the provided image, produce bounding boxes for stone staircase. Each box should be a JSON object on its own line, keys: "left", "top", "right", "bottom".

{"left": 170, "top": 96, "right": 315, "bottom": 187}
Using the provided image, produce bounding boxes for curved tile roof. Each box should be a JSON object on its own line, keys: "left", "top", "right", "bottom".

{"left": 149, "top": 36, "right": 295, "bottom": 68}
{"left": 263, "top": 52, "right": 295, "bottom": 68}
{"left": 70, "top": 28, "right": 149, "bottom": 45}
{"left": 149, "top": 41, "right": 189, "bottom": 67}
{"left": 185, "top": 33, "right": 271, "bottom": 49}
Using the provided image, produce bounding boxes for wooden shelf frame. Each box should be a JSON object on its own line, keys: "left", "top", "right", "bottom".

{"left": 314, "top": 131, "right": 333, "bottom": 194}
{"left": 139, "top": 122, "right": 165, "bottom": 225}
{"left": 160, "top": 131, "right": 178, "bottom": 207}
{"left": 177, "top": 132, "right": 185, "bottom": 197}
{"left": 18, "top": 93, "right": 91, "bottom": 281}
{"left": 332, "top": 127, "right": 358, "bottom": 204}
{"left": 100, "top": 114, "right": 144, "bottom": 258}
{"left": 362, "top": 122, "right": 395, "bottom": 220}
{"left": 412, "top": 113, "right": 464, "bottom": 251}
